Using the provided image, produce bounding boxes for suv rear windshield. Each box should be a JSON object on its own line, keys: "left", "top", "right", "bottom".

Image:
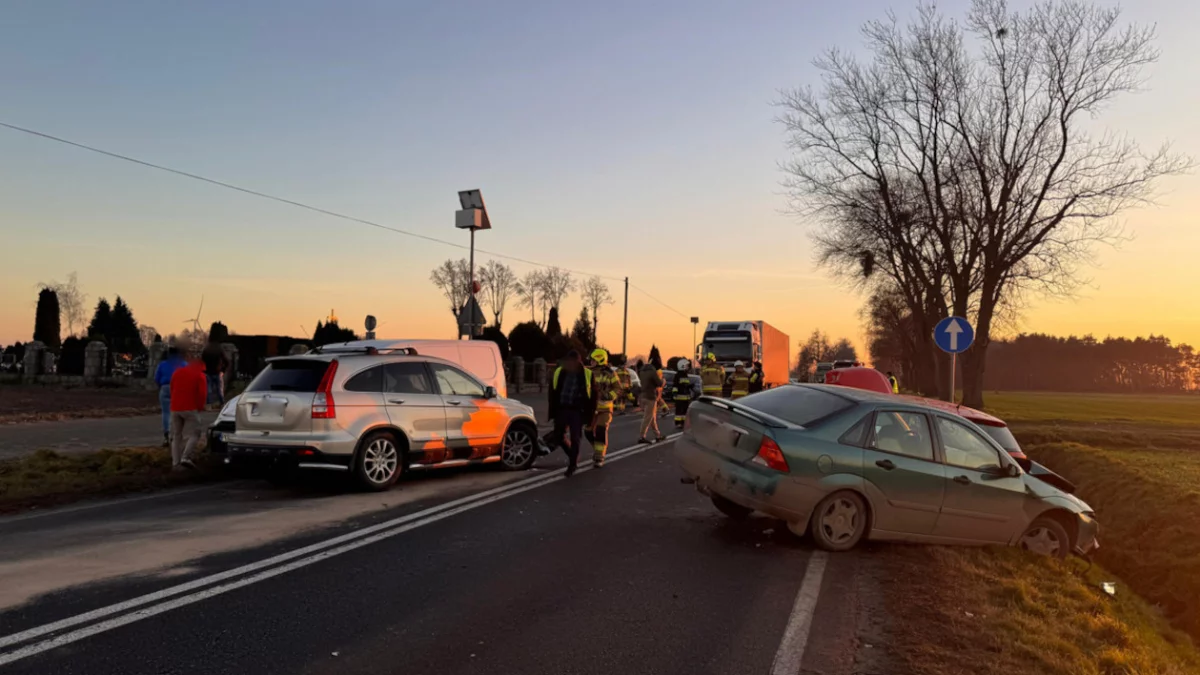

{"left": 246, "top": 359, "right": 330, "bottom": 392}
{"left": 977, "top": 423, "right": 1021, "bottom": 453}
{"left": 738, "top": 386, "right": 853, "bottom": 427}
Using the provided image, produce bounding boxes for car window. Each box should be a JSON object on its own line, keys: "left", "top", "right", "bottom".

{"left": 246, "top": 359, "right": 329, "bottom": 392}
{"left": 384, "top": 362, "right": 433, "bottom": 395}
{"left": 430, "top": 363, "right": 486, "bottom": 397}
{"left": 937, "top": 417, "right": 1004, "bottom": 470}
{"left": 871, "top": 411, "right": 934, "bottom": 460}
{"left": 343, "top": 365, "right": 385, "bottom": 393}
{"left": 738, "top": 386, "right": 854, "bottom": 427}
{"left": 977, "top": 423, "right": 1021, "bottom": 453}
{"left": 839, "top": 413, "right": 872, "bottom": 447}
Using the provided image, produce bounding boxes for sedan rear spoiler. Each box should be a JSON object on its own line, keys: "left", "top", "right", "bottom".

{"left": 697, "top": 396, "right": 791, "bottom": 429}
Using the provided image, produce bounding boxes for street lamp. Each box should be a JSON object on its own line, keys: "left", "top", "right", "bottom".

{"left": 691, "top": 317, "right": 699, "bottom": 363}
{"left": 455, "top": 189, "right": 491, "bottom": 339}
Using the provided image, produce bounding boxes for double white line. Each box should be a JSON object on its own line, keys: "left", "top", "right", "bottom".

{"left": 0, "top": 435, "right": 679, "bottom": 666}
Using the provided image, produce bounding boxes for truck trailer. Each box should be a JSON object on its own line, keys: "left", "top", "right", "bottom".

{"left": 697, "top": 320, "right": 790, "bottom": 393}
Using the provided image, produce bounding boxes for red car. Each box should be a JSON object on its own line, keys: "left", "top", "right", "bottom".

{"left": 822, "top": 367, "right": 1074, "bottom": 492}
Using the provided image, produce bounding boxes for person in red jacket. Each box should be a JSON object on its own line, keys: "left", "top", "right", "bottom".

{"left": 169, "top": 354, "right": 208, "bottom": 469}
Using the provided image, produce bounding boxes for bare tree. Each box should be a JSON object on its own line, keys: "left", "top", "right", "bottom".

{"left": 515, "top": 270, "right": 546, "bottom": 327}
{"left": 38, "top": 272, "right": 88, "bottom": 338}
{"left": 429, "top": 259, "right": 471, "bottom": 319}
{"left": 477, "top": 260, "right": 518, "bottom": 330}
{"left": 138, "top": 325, "right": 159, "bottom": 348}
{"left": 780, "top": 0, "right": 1189, "bottom": 407}
{"left": 579, "top": 276, "right": 614, "bottom": 339}
{"left": 539, "top": 267, "right": 576, "bottom": 314}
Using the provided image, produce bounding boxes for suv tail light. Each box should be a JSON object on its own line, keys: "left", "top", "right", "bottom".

{"left": 751, "top": 436, "right": 789, "bottom": 472}
{"left": 311, "top": 360, "right": 339, "bottom": 419}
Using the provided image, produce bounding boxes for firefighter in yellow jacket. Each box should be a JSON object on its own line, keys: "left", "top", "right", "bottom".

{"left": 700, "top": 353, "right": 725, "bottom": 398}
{"left": 727, "top": 360, "right": 751, "bottom": 400}
{"left": 584, "top": 349, "right": 621, "bottom": 467}
{"left": 614, "top": 363, "right": 632, "bottom": 414}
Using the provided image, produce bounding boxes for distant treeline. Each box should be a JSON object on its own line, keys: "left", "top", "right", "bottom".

{"left": 982, "top": 334, "right": 1197, "bottom": 393}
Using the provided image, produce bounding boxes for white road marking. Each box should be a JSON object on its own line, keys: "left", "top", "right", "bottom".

{"left": 0, "top": 435, "right": 680, "bottom": 665}
{"left": 770, "top": 551, "right": 829, "bottom": 675}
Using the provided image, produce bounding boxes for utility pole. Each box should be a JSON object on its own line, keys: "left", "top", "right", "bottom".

{"left": 622, "top": 277, "right": 629, "bottom": 357}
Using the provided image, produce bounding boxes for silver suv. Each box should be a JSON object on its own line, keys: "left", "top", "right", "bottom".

{"left": 224, "top": 346, "right": 541, "bottom": 490}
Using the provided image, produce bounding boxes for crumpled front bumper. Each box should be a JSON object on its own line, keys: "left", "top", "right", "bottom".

{"left": 1074, "top": 512, "right": 1100, "bottom": 557}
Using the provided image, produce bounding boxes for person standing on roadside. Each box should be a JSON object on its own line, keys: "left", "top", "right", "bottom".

{"left": 153, "top": 347, "right": 186, "bottom": 446}
{"left": 749, "top": 361, "right": 765, "bottom": 395}
{"left": 547, "top": 350, "right": 597, "bottom": 477}
{"left": 200, "top": 340, "right": 229, "bottom": 410}
{"left": 638, "top": 359, "right": 665, "bottom": 444}
{"left": 169, "top": 351, "right": 208, "bottom": 470}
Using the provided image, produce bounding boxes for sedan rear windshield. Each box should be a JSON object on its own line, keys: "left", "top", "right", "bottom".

{"left": 246, "top": 359, "right": 330, "bottom": 392}
{"left": 977, "top": 423, "right": 1021, "bottom": 453}
{"left": 738, "top": 386, "right": 853, "bottom": 427}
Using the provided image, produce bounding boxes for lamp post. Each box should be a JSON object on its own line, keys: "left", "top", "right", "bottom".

{"left": 455, "top": 190, "right": 491, "bottom": 339}
{"left": 691, "top": 317, "right": 699, "bottom": 363}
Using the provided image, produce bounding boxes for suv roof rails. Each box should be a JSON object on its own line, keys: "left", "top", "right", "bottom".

{"left": 309, "top": 345, "right": 419, "bottom": 356}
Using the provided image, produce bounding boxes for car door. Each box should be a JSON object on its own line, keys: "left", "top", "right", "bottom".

{"left": 859, "top": 410, "right": 946, "bottom": 536}
{"left": 336, "top": 363, "right": 390, "bottom": 444}
{"left": 932, "top": 416, "right": 1027, "bottom": 544}
{"left": 429, "top": 362, "right": 507, "bottom": 460}
{"left": 381, "top": 361, "right": 448, "bottom": 466}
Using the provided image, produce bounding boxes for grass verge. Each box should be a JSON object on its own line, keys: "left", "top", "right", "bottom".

{"left": 0, "top": 447, "right": 223, "bottom": 514}
{"left": 1028, "top": 439, "right": 1200, "bottom": 645}
{"left": 885, "top": 545, "right": 1200, "bottom": 675}
{"left": 984, "top": 392, "right": 1200, "bottom": 428}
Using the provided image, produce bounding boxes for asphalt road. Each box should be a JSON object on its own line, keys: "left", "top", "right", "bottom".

{"left": 0, "top": 409, "right": 890, "bottom": 674}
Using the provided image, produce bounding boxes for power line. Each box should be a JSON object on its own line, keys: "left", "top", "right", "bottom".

{"left": 630, "top": 283, "right": 688, "bottom": 319}
{"left": 0, "top": 120, "right": 627, "bottom": 284}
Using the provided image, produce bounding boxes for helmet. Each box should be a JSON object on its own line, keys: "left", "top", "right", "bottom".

{"left": 706, "top": 352, "right": 716, "bottom": 362}
{"left": 677, "top": 358, "right": 691, "bottom": 371}
{"left": 590, "top": 348, "right": 609, "bottom": 366}
{"left": 734, "top": 360, "right": 745, "bottom": 368}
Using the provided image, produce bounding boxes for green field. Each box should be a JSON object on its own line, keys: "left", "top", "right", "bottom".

{"left": 988, "top": 391, "right": 1200, "bottom": 656}
{"left": 983, "top": 391, "right": 1200, "bottom": 427}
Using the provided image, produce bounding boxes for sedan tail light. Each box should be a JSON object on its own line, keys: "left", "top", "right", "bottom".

{"left": 311, "top": 360, "right": 339, "bottom": 419}
{"left": 751, "top": 436, "right": 789, "bottom": 472}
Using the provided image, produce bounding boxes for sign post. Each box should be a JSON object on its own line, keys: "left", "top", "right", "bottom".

{"left": 455, "top": 189, "right": 492, "bottom": 340}
{"left": 933, "top": 316, "right": 975, "bottom": 403}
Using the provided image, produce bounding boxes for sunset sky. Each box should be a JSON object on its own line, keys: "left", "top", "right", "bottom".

{"left": 2, "top": 0, "right": 1198, "bottom": 362}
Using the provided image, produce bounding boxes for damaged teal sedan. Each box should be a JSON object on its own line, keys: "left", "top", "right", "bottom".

{"left": 675, "top": 385, "right": 1098, "bottom": 558}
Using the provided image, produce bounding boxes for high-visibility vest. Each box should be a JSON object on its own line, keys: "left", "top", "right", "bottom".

{"left": 552, "top": 367, "right": 592, "bottom": 398}
{"left": 889, "top": 376, "right": 899, "bottom": 394}
{"left": 700, "top": 365, "right": 724, "bottom": 395}
{"left": 729, "top": 371, "right": 750, "bottom": 398}
{"left": 592, "top": 366, "right": 620, "bottom": 411}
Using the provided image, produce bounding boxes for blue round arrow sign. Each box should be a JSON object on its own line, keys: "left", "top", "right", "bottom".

{"left": 934, "top": 316, "right": 974, "bottom": 354}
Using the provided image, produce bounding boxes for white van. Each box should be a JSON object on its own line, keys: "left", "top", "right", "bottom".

{"left": 326, "top": 339, "right": 508, "bottom": 398}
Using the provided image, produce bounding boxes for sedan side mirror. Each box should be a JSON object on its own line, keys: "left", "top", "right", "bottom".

{"left": 484, "top": 386, "right": 498, "bottom": 399}
{"left": 1007, "top": 463, "right": 1021, "bottom": 478}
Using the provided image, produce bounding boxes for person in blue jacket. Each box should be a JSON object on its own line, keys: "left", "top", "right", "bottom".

{"left": 154, "top": 347, "right": 187, "bottom": 446}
